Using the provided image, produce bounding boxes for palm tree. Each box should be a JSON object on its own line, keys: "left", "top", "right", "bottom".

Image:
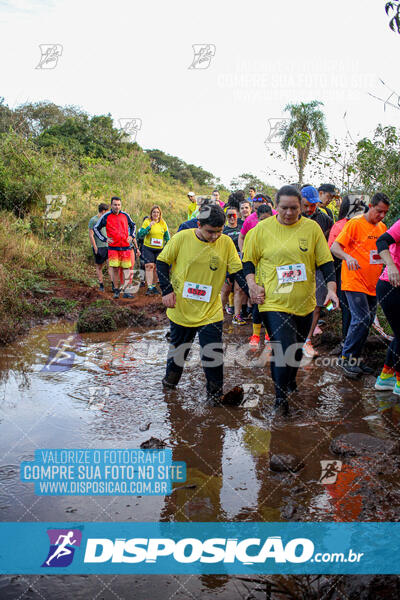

{"left": 280, "top": 100, "right": 329, "bottom": 186}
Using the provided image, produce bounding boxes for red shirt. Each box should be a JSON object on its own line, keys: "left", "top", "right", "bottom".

{"left": 94, "top": 210, "right": 136, "bottom": 250}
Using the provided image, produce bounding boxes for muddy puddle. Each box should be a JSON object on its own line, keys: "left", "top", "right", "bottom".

{"left": 0, "top": 319, "right": 399, "bottom": 598}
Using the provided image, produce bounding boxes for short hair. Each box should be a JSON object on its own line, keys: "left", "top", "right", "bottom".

{"left": 240, "top": 200, "right": 251, "bottom": 208}
{"left": 212, "top": 189, "right": 219, "bottom": 195}
{"left": 371, "top": 192, "right": 390, "bottom": 207}
{"left": 98, "top": 203, "right": 109, "bottom": 212}
{"left": 198, "top": 203, "right": 226, "bottom": 227}
{"left": 111, "top": 196, "right": 121, "bottom": 203}
{"left": 249, "top": 186, "right": 256, "bottom": 192}
{"left": 226, "top": 206, "right": 238, "bottom": 214}
{"left": 257, "top": 204, "right": 272, "bottom": 218}
{"left": 276, "top": 185, "right": 302, "bottom": 205}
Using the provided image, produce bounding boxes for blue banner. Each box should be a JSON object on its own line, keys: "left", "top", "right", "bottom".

{"left": 0, "top": 522, "right": 398, "bottom": 574}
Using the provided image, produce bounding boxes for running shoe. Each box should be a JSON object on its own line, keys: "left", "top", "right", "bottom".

{"left": 393, "top": 382, "right": 400, "bottom": 396}
{"left": 111, "top": 283, "right": 116, "bottom": 293}
{"left": 113, "top": 288, "right": 120, "bottom": 299}
{"left": 232, "top": 315, "right": 246, "bottom": 325}
{"left": 249, "top": 334, "right": 260, "bottom": 347}
{"left": 374, "top": 375, "right": 396, "bottom": 391}
{"left": 339, "top": 358, "right": 362, "bottom": 379}
{"left": 99, "top": 283, "right": 105, "bottom": 291}
{"left": 152, "top": 287, "right": 161, "bottom": 295}
{"left": 358, "top": 361, "right": 374, "bottom": 375}
{"left": 145, "top": 287, "right": 155, "bottom": 296}
{"left": 122, "top": 292, "right": 134, "bottom": 298}
{"left": 303, "top": 340, "right": 318, "bottom": 358}
{"left": 225, "top": 305, "right": 234, "bottom": 315}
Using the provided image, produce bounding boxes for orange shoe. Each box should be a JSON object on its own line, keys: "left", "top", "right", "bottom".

{"left": 249, "top": 334, "right": 260, "bottom": 347}
{"left": 303, "top": 340, "right": 318, "bottom": 358}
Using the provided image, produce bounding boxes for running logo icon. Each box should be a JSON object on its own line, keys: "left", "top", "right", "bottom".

{"left": 188, "top": 44, "right": 216, "bottom": 69}
{"left": 265, "top": 118, "right": 288, "bottom": 143}
{"left": 36, "top": 44, "right": 63, "bottom": 69}
{"left": 42, "top": 528, "right": 82, "bottom": 567}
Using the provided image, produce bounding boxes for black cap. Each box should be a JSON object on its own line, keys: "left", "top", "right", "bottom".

{"left": 318, "top": 184, "right": 336, "bottom": 194}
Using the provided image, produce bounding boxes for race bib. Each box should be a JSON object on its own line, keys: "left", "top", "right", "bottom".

{"left": 151, "top": 237, "right": 163, "bottom": 247}
{"left": 276, "top": 263, "right": 307, "bottom": 284}
{"left": 182, "top": 281, "right": 212, "bottom": 302}
{"left": 370, "top": 250, "right": 383, "bottom": 264}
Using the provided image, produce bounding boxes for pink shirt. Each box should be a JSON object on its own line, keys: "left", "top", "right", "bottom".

{"left": 380, "top": 218, "right": 400, "bottom": 282}
{"left": 240, "top": 209, "right": 278, "bottom": 237}
{"left": 328, "top": 218, "right": 348, "bottom": 248}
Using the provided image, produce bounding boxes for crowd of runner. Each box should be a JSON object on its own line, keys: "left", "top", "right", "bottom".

{"left": 88, "top": 183, "right": 400, "bottom": 414}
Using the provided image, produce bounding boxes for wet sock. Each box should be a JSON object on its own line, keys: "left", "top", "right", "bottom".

{"left": 253, "top": 323, "right": 261, "bottom": 336}
{"left": 380, "top": 365, "right": 395, "bottom": 379}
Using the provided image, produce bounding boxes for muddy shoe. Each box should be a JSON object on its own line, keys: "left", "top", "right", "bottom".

{"left": 162, "top": 372, "right": 181, "bottom": 389}
{"left": 99, "top": 283, "right": 105, "bottom": 292}
{"left": 340, "top": 358, "right": 362, "bottom": 379}
{"left": 122, "top": 292, "right": 134, "bottom": 298}
{"left": 113, "top": 288, "right": 120, "bottom": 299}
{"left": 220, "top": 386, "right": 244, "bottom": 406}
{"left": 274, "top": 398, "right": 289, "bottom": 416}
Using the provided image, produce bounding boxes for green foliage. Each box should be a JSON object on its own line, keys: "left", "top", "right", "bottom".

{"left": 0, "top": 131, "right": 70, "bottom": 214}
{"left": 230, "top": 173, "right": 276, "bottom": 198}
{"left": 146, "top": 149, "right": 216, "bottom": 187}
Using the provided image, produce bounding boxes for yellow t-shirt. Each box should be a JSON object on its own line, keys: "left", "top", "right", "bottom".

{"left": 142, "top": 218, "right": 168, "bottom": 249}
{"left": 243, "top": 215, "right": 333, "bottom": 316}
{"left": 157, "top": 229, "right": 242, "bottom": 327}
{"left": 187, "top": 202, "right": 197, "bottom": 220}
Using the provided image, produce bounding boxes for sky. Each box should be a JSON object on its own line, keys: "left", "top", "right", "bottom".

{"left": 1, "top": 0, "right": 400, "bottom": 188}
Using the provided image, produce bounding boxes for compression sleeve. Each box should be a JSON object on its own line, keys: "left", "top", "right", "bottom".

{"left": 156, "top": 259, "right": 174, "bottom": 296}
{"left": 138, "top": 225, "right": 151, "bottom": 239}
{"left": 376, "top": 232, "right": 396, "bottom": 253}
{"left": 234, "top": 269, "right": 249, "bottom": 296}
{"left": 93, "top": 213, "right": 108, "bottom": 243}
{"left": 243, "top": 261, "right": 256, "bottom": 277}
{"left": 319, "top": 260, "right": 336, "bottom": 284}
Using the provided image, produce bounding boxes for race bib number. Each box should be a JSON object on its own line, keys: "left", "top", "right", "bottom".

{"left": 370, "top": 250, "right": 383, "bottom": 264}
{"left": 182, "top": 281, "right": 212, "bottom": 302}
{"left": 276, "top": 263, "right": 307, "bottom": 284}
{"left": 151, "top": 237, "right": 163, "bottom": 247}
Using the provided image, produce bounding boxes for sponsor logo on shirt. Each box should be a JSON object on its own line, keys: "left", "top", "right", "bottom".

{"left": 299, "top": 238, "right": 308, "bottom": 252}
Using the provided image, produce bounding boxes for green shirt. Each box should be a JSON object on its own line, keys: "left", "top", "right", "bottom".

{"left": 89, "top": 215, "right": 108, "bottom": 248}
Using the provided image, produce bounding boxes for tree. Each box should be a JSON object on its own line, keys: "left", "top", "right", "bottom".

{"left": 280, "top": 100, "right": 329, "bottom": 186}
{"left": 386, "top": 1, "right": 400, "bottom": 33}
{"left": 230, "top": 173, "right": 276, "bottom": 198}
{"left": 145, "top": 149, "right": 216, "bottom": 187}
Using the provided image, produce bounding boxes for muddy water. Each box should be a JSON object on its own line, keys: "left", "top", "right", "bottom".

{"left": 0, "top": 320, "right": 399, "bottom": 599}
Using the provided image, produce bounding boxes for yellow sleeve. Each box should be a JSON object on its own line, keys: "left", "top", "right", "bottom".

{"left": 242, "top": 226, "right": 260, "bottom": 266}
{"left": 226, "top": 237, "right": 243, "bottom": 274}
{"left": 315, "top": 225, "right": 334, "bottom": 267}
{"left": 157, "top": 231, "right": 180, "bottom": 264}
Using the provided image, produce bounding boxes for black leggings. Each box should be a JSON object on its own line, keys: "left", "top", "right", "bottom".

{"left": 377, "top": 279, "right": 400, "bottom": 373}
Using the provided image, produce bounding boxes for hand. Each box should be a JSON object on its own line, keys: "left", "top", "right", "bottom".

{"left": 162, "top": 292, "right": 176, "bottom": 308}
{"left": 249, "top": 282, "right": 265, "bottom": 304}
{"left": 93, "top": 245, "right": 98, "bottom": 254}
{"left": 107, "top": 237, "right": 114, "bottom": 245}
{"left": 387, "top": 264, "right": 400, "bottom": 287}
{"left": 150, "top": 221, "right": 156, "bottom": 227}
{"left": 135, "top": 249, "right": 141, "bottom": 257}
{"left": 323, "top": 289, "right": 339, "bottom": 310}
{"left": 345, "top": 255, "right": 360, "bottom": 271}
{"left": 127, "top": 235, "right": 133, "bottom": 245}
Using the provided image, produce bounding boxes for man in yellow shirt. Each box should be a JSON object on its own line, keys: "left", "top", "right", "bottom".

{"left": 187, "top": 192, "right": 197, "bottom": 220}
{"left": 156, "top": 204, "right": 243, "bottom": 403}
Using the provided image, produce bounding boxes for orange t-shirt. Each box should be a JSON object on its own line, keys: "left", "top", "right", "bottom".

{"left": 335, "top": 215, "right": 386, "bottom": 295}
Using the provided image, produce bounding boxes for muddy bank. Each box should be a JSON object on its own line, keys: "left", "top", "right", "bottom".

{"left": 1, "top": 276, "right": 167, "bottom": 344}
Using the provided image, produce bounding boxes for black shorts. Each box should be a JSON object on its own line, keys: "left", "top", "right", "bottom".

{"left": 92, "top": 246, "right": 108, "bottom": 265}
{"left": 142, "top": 245, "right": 162, "bottom": 265}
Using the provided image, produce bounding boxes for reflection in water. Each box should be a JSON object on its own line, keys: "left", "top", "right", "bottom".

{"left": 0, "top": 321, "right": 400, "bottom": 597}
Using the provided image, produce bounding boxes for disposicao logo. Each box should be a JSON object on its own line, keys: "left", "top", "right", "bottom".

{"left": 42, "top": 528, "right": 82, "bottom": 567}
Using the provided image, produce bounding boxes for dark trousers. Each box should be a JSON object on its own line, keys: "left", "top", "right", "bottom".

{"left": 335, "top": 260, "right": 351, "bottom": 340}
{"left": 261, "top": 311, "right": 313, "bottom": 402}
{"left": 165, "top": 320, "right": 223, "bottom": 395}
{"left": 342, "top": 291, "right": 377, "bottom": 359}
{"left": 377, "top": 279, "right": 400, "bottom": 372}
